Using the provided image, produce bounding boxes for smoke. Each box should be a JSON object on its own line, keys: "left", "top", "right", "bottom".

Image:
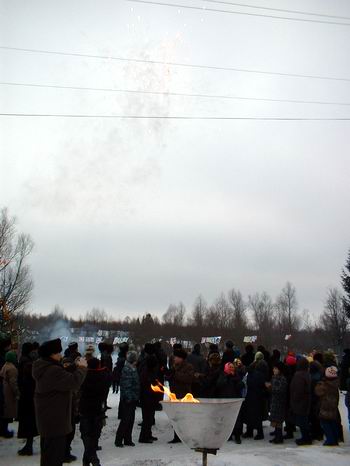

{"left": 21, "top": 39, "right": 189, "bottom": 222}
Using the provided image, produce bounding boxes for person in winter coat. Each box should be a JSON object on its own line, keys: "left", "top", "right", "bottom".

{"left": 242, "top": 360, "right": 268, "bottom": 440}
{"left": 340, "top": 349, "right": 350, "bottom": 391}
{"left": 200, "top": 352, "right": 222, "bottom": 398}
{"left": 112, "top": 343, "right": 129, "bottom": 394}
{"left": 215, "top": 363, "right": 244, "bottom": 444}
{"left": 138, "top": 353, "right": 159, "bottom": 444}
{"left": 290, "top": 357, "right": 312, "bottom": 445}
{"left": 345, "top": 372, "right": 350, "bottom": 432}
{"left": 283, "top": 353, "right": 297, "bottom": 439}
{"left": 241, "top": 344, "right": 255, "bottom": 368}
{"left": 187, "top": 344, "right": 207, "bottom": 397}
{"left": 79, "top": 357, "right": 111, "bottom": 466}
{"left": 221, "top": 341, "right": 236, "bottom": 367}
{"left": 309, "top": 360, "right": 324, "bottom": 441}
{"left": 32, "top": 338, "right": 87, "bottom": 466}
{"left": 0, "top": 351, "right": 19, "bottom": 437}
{"left": 153, "top": 341, "right": 168, "bottom": 411}
{"left": 17, "top": 342, "right": 38, "bottom": 456}
{"left": 167, "top": 348, "right": 194, "bottom": 444}
{"left": 115, "top": 351, "right": 140, "bottom": 447}
{"left": 315, "top": 366, "right": 340, "bottom": 446}
{"left": 99, "top": 342, "right": 113, "bottom": 410}
{"left": 64, "top": 342, "right": 81, "bottom": 363}
{"left": 267, "top": 361, "right": 287, "bottom": 444}
{"left": 62, "top": 356, "right": 81, "bottom": 463}
{"left": 216, "top": 362, "right": 244, "bottom": 398}
{"left": 0, "top": 335, "right": 12, "bottom": 438}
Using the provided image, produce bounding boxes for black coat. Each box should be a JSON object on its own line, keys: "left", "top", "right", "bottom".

{"left": 215, "top": 373, "right": 243, "bottom": 398}
{"left": 221, "top": 349, "right": 236, "bottom": 367}
{"left": 32, "top": 357, "right": 87, "bottom": 437}
{"left": 241, "top": 351, "right": 255, "bottom": 368}
{"left": 340, "top": 352, "right": 350, "bottom": 391}
{"left": 187, "top": 352, "right": 207, "bottom": 374}
{"left": 138, "top": 360, "right": 158, "bottom": 408}
{"left": 290, "top": 369, "right": 311, "bottom": 416}
{"left": 17, "top": 355, "right": 38, "bottom": 438}
{"left": 269, "top": 375, "right": 288, "bottom": 424}
{"left": 79, "top": 367, "right": 110, "bottom": 418}
{"left": 243, "top": 366, "right": 268, "bottom": 428}
{"left": 200, "top": 366, "right": 221, "bottom": 398}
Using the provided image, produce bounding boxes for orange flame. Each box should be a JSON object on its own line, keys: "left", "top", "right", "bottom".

{"left": 151, "top": 381, "right": 200, "bottom": 403}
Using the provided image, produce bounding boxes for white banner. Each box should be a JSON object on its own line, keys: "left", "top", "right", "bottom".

{"left": 243, "top": 336, "right": 257, "bottom": 343}
{"left": 201, "top": 336, "right": 221, "bottom": 344}
{"left": 113, "top": 336, "right": 129, "bottom": 345}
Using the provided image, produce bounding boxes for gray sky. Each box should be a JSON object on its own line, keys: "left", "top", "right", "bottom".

{"left": 1, "top": 0, "right": 349, "bottom": 320}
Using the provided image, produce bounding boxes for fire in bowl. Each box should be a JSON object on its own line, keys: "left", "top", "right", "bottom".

{"left": 161, "top": 398, "right": 243, "bottom": 450}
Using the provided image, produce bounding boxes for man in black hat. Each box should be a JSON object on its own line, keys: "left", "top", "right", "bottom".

{"left": 64, "top": 342, "right": 81, "bottom": 364}
{"left": 167, "top": 348, "right": 194, "bottom": 444}
{"left": 32, "top": 338, "right": 87, "bottom": 466}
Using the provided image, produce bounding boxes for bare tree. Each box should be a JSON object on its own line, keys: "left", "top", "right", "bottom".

{"left": 248, "top": 292, "right": 275, "bottom": 341}
{"left": 84, "top": 308, "right": 109, "bottom": 325}
{"left": 320, "top": 288, "right": 348, "bottom": 351}
{"left": 188, "top": 294, "right": 207, "bottom": 327}
{"left": 0, "top": 208, "right": 34, "bottom": 331}
{"left": 162, "top": 302, "right": 186, "bottom": 327}
{"left": 211, "top": 293, "right": 231, "bottom": 330}
{"left": 228, "top": 288, "right": 248, "bottom": 332}
{"left": 275, "top": 282, "right": 300, "bottom": 340}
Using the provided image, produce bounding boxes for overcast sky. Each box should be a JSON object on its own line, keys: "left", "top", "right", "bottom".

{"left": 1, "top": 0, "right": 349, "bottom": 321}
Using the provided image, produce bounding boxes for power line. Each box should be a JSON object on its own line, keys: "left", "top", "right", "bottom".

{"left": 203, "top": 0, "right": 350, "bottom": 21}
{"left": 1, "top": 113, "right": 350, "bottom": 120}
{"left": 2, "top": 81, "right": 350, "bottom": 107}
{"left": 1, "top": 46, "right": 350, "bottom": 83}
{"left": 126, "top": 0, "right": 350, "bottom": 27}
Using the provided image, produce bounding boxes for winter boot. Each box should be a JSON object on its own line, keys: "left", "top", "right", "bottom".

{"left": 18, "top": 445, "right": 33, "bottom": 456}
{"left": 270, "top": 428, "right": 283, "bottom": 444}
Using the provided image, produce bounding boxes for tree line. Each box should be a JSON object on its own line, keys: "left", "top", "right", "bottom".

{"left": 1, "top": 207, "right": 350, "bottom": 353}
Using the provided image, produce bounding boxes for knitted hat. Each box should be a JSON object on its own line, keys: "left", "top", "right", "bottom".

{"left": 38, "top": 338, "right": 62, "bottom": 358}
{"left": 325, "top": 366, "right": 338, "bottom": 379}
{"left": 126, "top": 350, "right": 138, "bottom": 364}
{"left": 173, "top": 348, "right": 187, "bottom": 360}
{"left": 285, "top": 355, "right": 297, "bottom": 366}
{"left": 254, "top": 351, "right": 264, "bottom": 362}
{"left": 5, "top": 350, "right": 17, "bottom": 365}
{"left": 224, "top": 362, "right": 234, "bottom": 374}
{"left": 68, "top": 342, "right": 78, "bottom": 351}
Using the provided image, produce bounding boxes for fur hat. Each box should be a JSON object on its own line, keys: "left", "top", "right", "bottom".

{"left": 173, "top": 348, "right": 187, "bottom": 360}
{"left": 38, "top": 338, "right": 62, "bottom": 358}
{"left": 325, "top": 366, "right": 338, "bottom": 379}
{"left": 68, "top": 342, "right": 78, "bottom": 351}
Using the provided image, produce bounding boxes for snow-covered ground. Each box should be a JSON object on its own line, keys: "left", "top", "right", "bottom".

{"left": 0, "top": 393, "right": 349, "bottom": 466}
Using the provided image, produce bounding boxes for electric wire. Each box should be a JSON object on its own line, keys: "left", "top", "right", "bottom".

{"left": 1, "top": 46, "right": 349, "bottom": 83}
{"left": 1, "top": 113, "right": 349, "bottom": 120}
{"left": 126, "top": 0, "right": 350, "bottom": 27}
{"left": 1, "top": 81, "right": 350, "bottom": 107}
{"left": 202, "top": 0, "right": 350, "bottom": 21}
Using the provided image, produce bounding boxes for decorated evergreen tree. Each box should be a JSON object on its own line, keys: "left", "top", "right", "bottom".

{"left": 341, "top": 249, "right": 350, "bottom": 318}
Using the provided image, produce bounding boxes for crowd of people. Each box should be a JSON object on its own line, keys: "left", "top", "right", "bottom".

{"left": 0, "top": 334, "right": 350, "bottom": 466}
